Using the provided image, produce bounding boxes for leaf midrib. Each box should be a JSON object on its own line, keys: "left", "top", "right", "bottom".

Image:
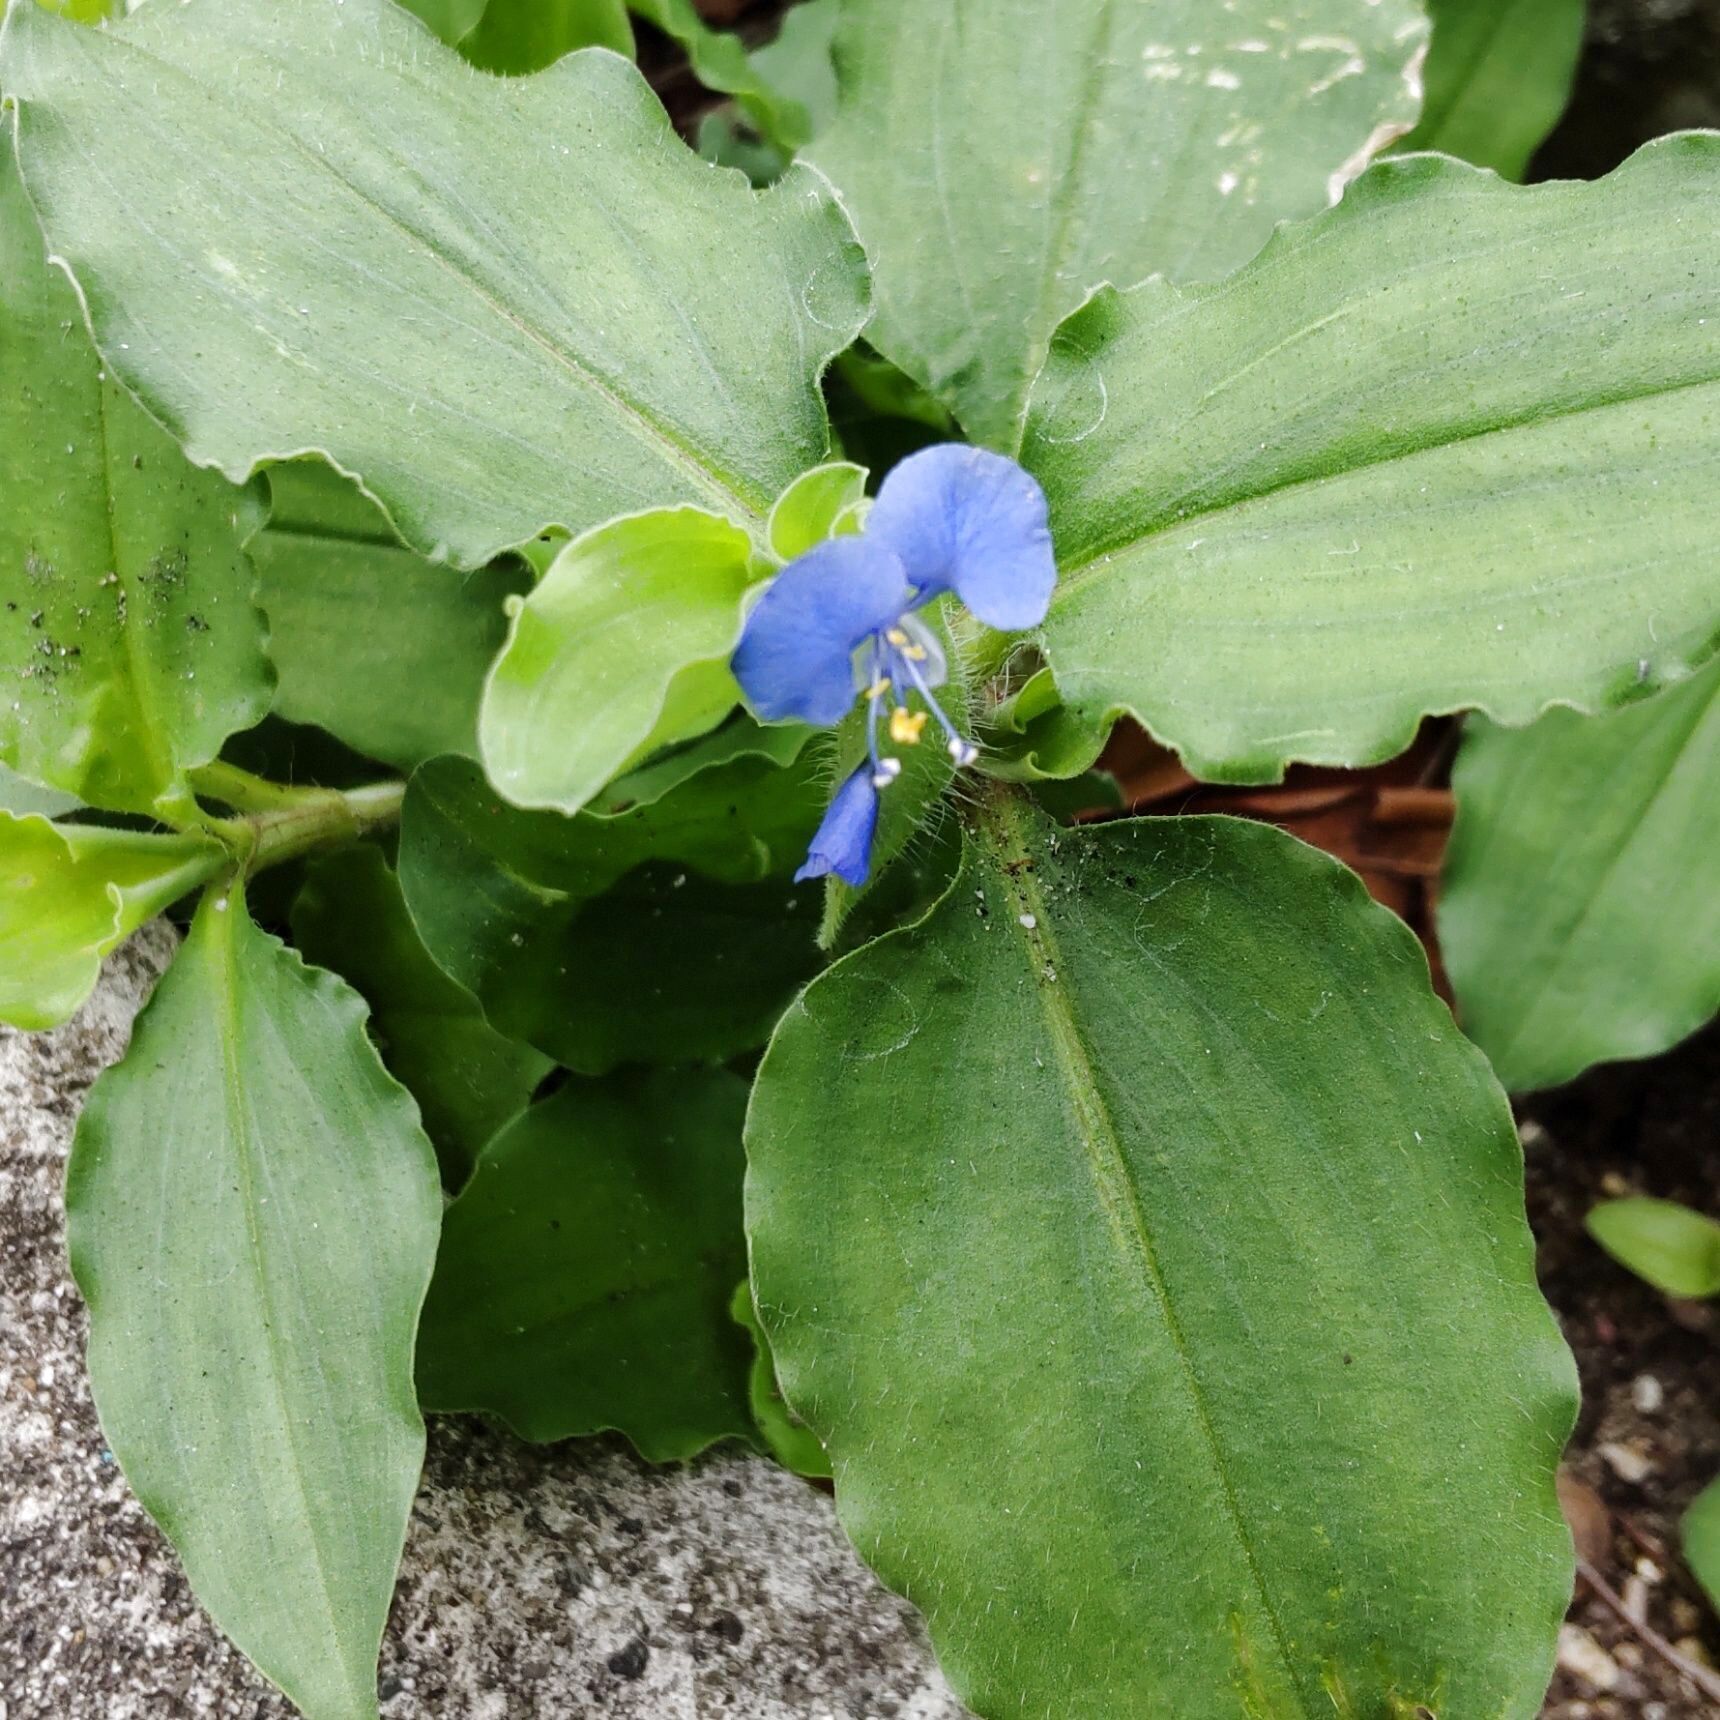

{"left": 1049, "top": 362, "right": 1720, "bottom": 594}
{"left": 207, "top": 899, "right": 369, "bottom": 1714}
{"left": 975, "top": 787, "right": 1311, "bottom": 1716}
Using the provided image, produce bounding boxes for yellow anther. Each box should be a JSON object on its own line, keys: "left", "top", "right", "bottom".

{"left": 889, "top": 706, "right": 928, "bottom": 746}
{"left": 884, "top": 627, "right": 911, "bottom": 647}
{"left": 865, "top": 676, "right": 892, "bottom": 699}
{"left": 903, "top": 643, "right": 929, "bottom": 661}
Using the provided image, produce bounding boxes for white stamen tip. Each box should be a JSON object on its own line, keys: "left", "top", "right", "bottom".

{"left": 948, "top": 738, "right": 979, "bottom": 766}
{"left": 872, "top": 758, "right": 902, "bottom": 788}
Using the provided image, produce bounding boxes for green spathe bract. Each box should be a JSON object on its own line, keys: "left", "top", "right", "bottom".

{"left": 67, "top": 886, "right": 442, "bottom": 1720}
{"left": 746, "top": 798, "right": 1576, "bottom": 1719}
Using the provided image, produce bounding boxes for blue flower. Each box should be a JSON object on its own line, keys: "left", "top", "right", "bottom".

{"left": 733, "top": 444, "right": 1056, "bottom": 886}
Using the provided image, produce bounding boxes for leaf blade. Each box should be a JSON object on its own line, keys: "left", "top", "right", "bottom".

{"left": 1025, "top": 141, "right": 1720, "bottom": 782}
{"left": 68, "top": 886, "right": 442, "bottom": 1719}
{"left": 747, "top": 795, "right": 1575, "bottom": 1718}
{"left": 2, "top": 0, "right": 869, "bottom": 565}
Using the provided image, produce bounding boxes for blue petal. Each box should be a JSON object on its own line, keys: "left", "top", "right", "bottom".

{"left": 732, "top": 537, "right": 911, "bottom": 726}
{"left": 794, "top": 764, "right": 879, "bottom": 886}
{"left": 866, "top": 443, "right": 1057, "bottom": 631}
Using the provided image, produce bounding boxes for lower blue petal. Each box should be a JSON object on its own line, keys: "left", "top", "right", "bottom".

{"left": 733, "top": 537, "right": 910, "bottom": 726}
{"left": 866, "top": 443, "right": 1056, "bottom": 631}
{"left": 794, "top": 764, "right": 879, "bottom": 886}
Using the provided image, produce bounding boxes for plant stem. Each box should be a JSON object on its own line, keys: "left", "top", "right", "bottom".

{"left": 192, "top": 764, "right": 406, "bottom": 878}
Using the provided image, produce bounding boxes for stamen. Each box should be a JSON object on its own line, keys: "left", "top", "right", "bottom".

{"left": 884, "top": 626, "right": 911, "bottom": 647}
{"left": 947, "top": 737, "right": 979, "bottom": 767}
{"left": 872, "top": 756, "right": 902, "bottom": 788}
{"left": 865, "top": 676, "right": 892, "bottom": 699}
{"left": 895, "top": 647, "right": 980, "bottom": 769}
{"left": 889, "top": 707, "right": 928, "bottom": 745}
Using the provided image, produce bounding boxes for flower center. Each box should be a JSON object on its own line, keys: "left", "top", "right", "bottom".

{"left": 859, "top": 613, "right": 979, "bottom": 790}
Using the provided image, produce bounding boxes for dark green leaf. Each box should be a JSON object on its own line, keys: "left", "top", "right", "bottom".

{"left": 459, "top": 0, "right": 633, "bottom": 73}
{"left": 0, "top": 145, "right": 268, "bottom": 817}
{"left": 255, "top": 465, "right": 530, "bottom": 772}
{"left": 3, "top": 0, "right": 869, "bottom": 566}
{"left": 398, "top": 750, "right": 823, "bottom": 1071}
{"left": 1024, "top": 142, "right": 1720, "bottom": 783}
{"left": 291, "top": 845, "right": 551, "bottom": 1187}
{"left": 747, "top": 792, "right": 1575, "bottom": 1718}
{"left": 810, "top": 0, "right": 1427, "bottom": 447}
{"left": 1397, "top": 0, "right": 1584, "bottom": 178}
{"left": 417, "top": 1068, "right": 754, "bottom": 1456}
{"left": 730, "top": 1281, "right": 830, "bottom": 1480}
{"left": 68, "top": 884, "right": 441, "bottom": 1719}
{"left": 1441, "top": 659, "right": 1720, "bottom": 1092}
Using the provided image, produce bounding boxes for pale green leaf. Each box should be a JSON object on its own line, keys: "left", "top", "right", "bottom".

{"left": 766, "top": 459, "right": 867, "bottom": 563}
{"left": 1686, "top": 1475, "right": 1720, "bottom": 1613}
{"left": 810, "top": 0, "right": 1428, "bottom": 448}
{"left": 479, "top": 507, "right": 755, "bottom": 813}
{"left": 2, "top": 0, "right": 869, "bottom": 567}
{"left": 398, "top": 750, "right": 823, "bottom": 1071}
{"left": 1586, "top": 1198, "right": 1720, "bottom": 1301}
{"left": 1024, "top": 141, "right": 1720, "bottom": 784}
{"left": 256, "top": 464, "right": 528, "bottom": 772}
{"left": 747, "top": 792, "right": 1575, "bottom": 1719}
{"left": 417, "top": 1069, "right": 754, "bottom": 1456}
{"left": 0, "top": 760, "right": 78, "bottom": 817}
{"left": 1397, "top": 0, "right": 1584, "bottom": 179}
{"left": 67, "top": 885, "right": 442, "bottom": 1720}
{"left": 1440, "top": 661, "right": 1720, "bottom": 1092}
{"left": 0, "top": 144, "right": 269, "bottom": 817}
{"left": 292, "top": 845, "right": 551, "bottom": 1187}
{"left": 0, "top": 813, "right": 224, "bottom": 1029}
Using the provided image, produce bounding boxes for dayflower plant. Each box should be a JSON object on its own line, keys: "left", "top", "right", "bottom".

{"left": 731, "top": 443, "right": 1055, "bottom": 884}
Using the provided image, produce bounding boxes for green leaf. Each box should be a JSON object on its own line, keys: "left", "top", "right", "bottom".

{"left": 393, "top": 0, "right": 489, "bottom": 47}
{"left": 2, "top": 0, "right": 869, "bottom": 568}
{"left": 459, "top": 0, "right": 633, "bottom": 73}
{"left": 1586, "top": 1198, "right": 1720, "bottom": 1301}
{"left": 767, "top": 459, "right": 867, "bottom": 563}
{"left": 730, "top": 1281, "right": 830, "bottom": 1480}
{"left": 0, "top": 813, "right": 224, "bottom": 1029}
{"left": 746, "top": 791, "right": 1575, "bottom": 1719}
{"left": 291, "top": 845, "right": 551, "bottom": 1188}
{"left": 417, "top": 1069, "right": 754, "bottom": 1456}
{"left": 67, "top": 884, "right": 441, "bottom": 1720}
{"left": 398, "top": 751, "right": 823, "bottom": 1071}
{"left": 631, "top": 0, "right": 809, "bottom": 151}
{"left": 255, "top": 464, "right": 529, "bottom": 772}
{"left": 809, "top": 0, "right": 1428, "bottom": 449}
{"left": 0, "top": 143, "right": 268, "bottom": 818}
{"left": 1685, "top": 1475, "right": 1720, "bottom": 1614}
{"left": 1396, "top": 0, "right": 1584, "bottom": 179}
{"left": 1024, "top": 141, "right": 1720, "bottom": 784}
{"left": 479, "top": 507, "right": 755, "bottom": 813}
{"left": 1440, "top": 661, "right": 1720, "bottom": 1092}
{"left": 0, "top": 760, "right": 78, "bottom": 818}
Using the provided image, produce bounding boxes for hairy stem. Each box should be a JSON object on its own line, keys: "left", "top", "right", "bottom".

{"left": 193, "top": 764, "right": 406, "bottom": 877}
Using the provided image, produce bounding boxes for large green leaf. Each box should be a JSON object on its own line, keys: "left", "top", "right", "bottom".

{"left": 291, "top": 845, "right": 551, "bottom": 1187}
{"left": 255, "top": 463, "right": 528, "bottom": 772}
{"left": 810, "top": 0, "right": 1427, "bottom": 448}
{"left": 67, "top": 885, "right": 441, "bottom": 1720}
{"left": 1023, "top": 140, "right": 1720, "bottom": 784}
{"left": 398, "top": 748, "right": 823, "bottom": 1071}
{"left": 747, "top": 792, "right": 1575, "bottom": 1719}
{"left": 0, "top": 813, "right": 224, "bottom": 1029}
{"left": 1440, "top": 659, "right": 1720, "bottom": 1093}
{"left": 479, "top": 507, "right": 755, "bottom": 813}
{"left": 1396, "top": 0, "right": 1585, "bottom": 178}
{"left": 417, "top": 1068, "right": 754, "bottom": 1456}
{"left": 1, "top": 0, "right": 869, "bottom": 567}
{"left": 0, "top": 143, "right": 268, "bottom": 817}
{"left": 458, "top": 0, "right": 632, "bottom": 73}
